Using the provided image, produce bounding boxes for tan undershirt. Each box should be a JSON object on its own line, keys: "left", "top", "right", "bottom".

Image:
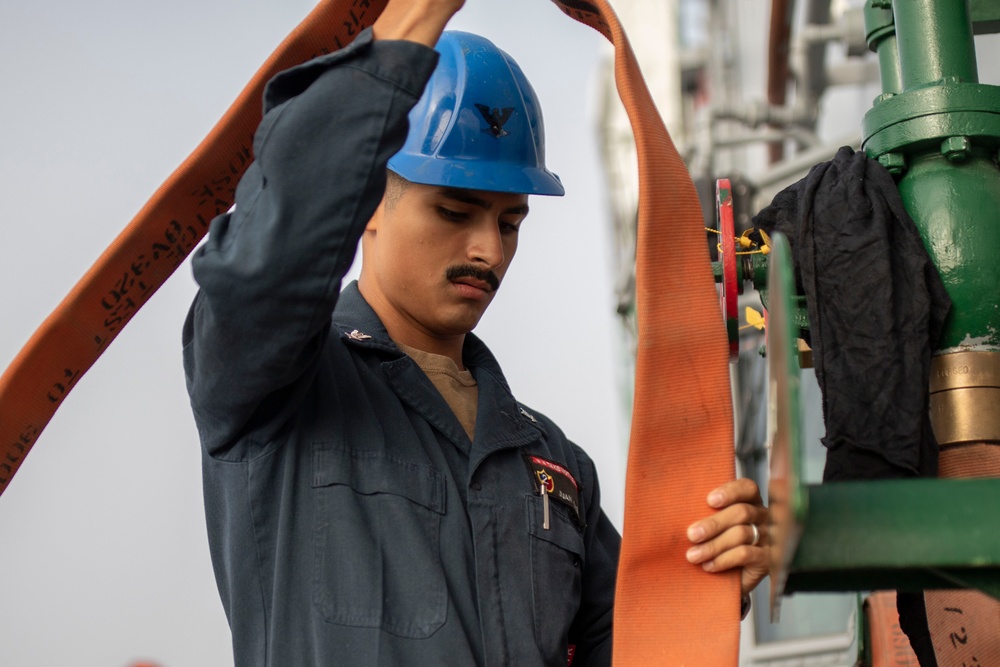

{"left": 396, "top": 342, "right": 479, "bottom": 441}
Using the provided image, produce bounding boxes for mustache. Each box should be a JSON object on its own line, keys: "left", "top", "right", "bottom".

{"left": 446, "top": 265, "right": 501, "bottom": 292}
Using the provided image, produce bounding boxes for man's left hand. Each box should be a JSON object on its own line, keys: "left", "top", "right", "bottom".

{"left": 685, "top": 478, "right": 769, "bottom": 596}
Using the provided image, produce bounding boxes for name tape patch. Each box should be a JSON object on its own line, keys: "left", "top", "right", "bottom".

{"left": 525, "top": 454, "right": 582, "bottom": 523}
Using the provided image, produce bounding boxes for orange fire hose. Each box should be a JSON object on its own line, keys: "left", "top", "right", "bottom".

{"left": 0, "top": 0, "right": 390, "bottom": 496}
{"left": 564, "top": 2, "right": 742, "bottom": 665}
{"left": 865, "top": 591, "right": 921, "bottom": 666}
{"left": 0, "top": 0, "right": 740, "bottom": 664}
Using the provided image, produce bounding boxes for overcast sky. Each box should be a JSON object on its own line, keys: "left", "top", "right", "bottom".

{"left": 0, "top": 2, "right": 627, "bottom": 665}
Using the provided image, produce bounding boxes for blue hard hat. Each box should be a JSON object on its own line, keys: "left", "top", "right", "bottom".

{"left": 387, "top": 31, "right": 564, "bottom": 196}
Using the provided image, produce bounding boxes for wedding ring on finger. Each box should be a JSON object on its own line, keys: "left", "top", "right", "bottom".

{"left": 749, "top": 523, "right": 760, "bottom": 547}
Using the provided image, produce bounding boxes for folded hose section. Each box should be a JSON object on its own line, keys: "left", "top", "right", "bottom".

{"left": 0, "top": 0, "right": 740, "bottom": 663}
{"left": 558, "top": 3, "right": 741, "bottom": 664}
{"left": 0, "top": 0, "right": 390, "bottom": 495}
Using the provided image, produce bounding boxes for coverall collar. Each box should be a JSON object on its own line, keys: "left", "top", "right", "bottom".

{"left": 333, "top": 282, "right": 541, "bottom": 470}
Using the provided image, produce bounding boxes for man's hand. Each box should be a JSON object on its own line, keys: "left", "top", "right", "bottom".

{"left": 372, "top": 0, "right": 466, "bottom": 46}
{"left": 685, "top": 478, "right": 769, "bottom": 596}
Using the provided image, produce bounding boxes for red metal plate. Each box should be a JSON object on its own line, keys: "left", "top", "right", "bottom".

{"left": 717, "top": 178, "right": 739, "bottom": 359}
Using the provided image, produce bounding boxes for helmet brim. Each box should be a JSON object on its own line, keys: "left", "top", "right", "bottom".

{"left": 388, "top": 155, "right": 565, "bottom": 197}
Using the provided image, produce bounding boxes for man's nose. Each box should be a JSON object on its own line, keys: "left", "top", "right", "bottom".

{"left": 467, "top": 222, "right": 505, "bottom": 269}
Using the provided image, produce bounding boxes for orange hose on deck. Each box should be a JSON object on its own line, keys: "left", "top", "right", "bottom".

{"left": 865, "top": 591, "right": 921, "bottom": 667}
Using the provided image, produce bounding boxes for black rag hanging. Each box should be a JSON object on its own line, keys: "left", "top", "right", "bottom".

{"left": 751, "top": 146, "right": 951, "bottom": 481}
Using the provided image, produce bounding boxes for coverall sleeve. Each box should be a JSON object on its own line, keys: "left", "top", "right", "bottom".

{"left": 182, "top": 30, "right": 439, "bottom": 459}
{"left": 568, "top": 446, "right": 621, "bottom": 666}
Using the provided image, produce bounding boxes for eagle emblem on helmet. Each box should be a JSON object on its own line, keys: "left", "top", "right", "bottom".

{"left": 475, "top": 104, "right": 514, "bottom": 138}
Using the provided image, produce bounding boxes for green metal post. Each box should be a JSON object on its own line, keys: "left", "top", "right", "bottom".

{"left": 875, "top": 34, "right": 902, "bottom": 96}
{"left": 898, "top": 152, "right": 1000, "bottom": 350}
{"left": 864, "top": 2, "right": 903, "bottom": 96}
{"left": 864, "top": 0, "right": 1000, "bottom": 351}
{"left": 895, "top": 0, "right": 978, "bottom": 89}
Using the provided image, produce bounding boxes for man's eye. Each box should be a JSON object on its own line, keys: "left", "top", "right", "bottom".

{"left": 500, "top": 221, "right": 521, "bottom": 234}
{"left": 438, "top": 207, "right": 469, "bottom": 222}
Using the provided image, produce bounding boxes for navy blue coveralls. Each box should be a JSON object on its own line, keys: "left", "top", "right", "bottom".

{"left": 183, "top": 29, "right": 621, "bottom": 667}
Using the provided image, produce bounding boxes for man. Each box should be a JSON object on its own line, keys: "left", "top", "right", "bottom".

{"left": 183, "top": 1, "right": 768, "bottom": 664}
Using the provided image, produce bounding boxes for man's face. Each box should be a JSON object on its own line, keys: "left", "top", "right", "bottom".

{"left": 361, "top": 182, "right": 529, "bottom": 341}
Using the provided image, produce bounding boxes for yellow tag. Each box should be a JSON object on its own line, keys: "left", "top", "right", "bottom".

{"left": 744, "top": 307, "right": 766, "bottom": 331}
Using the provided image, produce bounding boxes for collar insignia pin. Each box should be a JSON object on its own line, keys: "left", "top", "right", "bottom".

{"left": 347, "top": 330, "right": 372, "bottom": 341}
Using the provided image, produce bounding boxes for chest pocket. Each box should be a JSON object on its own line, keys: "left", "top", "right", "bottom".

{"left": 312, "top": 443, "right": 447, "bottom": 638}
{"left": 526, "top": 494, "right": 585, "bottom": 659}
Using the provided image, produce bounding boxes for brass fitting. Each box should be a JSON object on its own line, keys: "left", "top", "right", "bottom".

{"left": 929, "top": 351, "right": 1000, "bottom": 446}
